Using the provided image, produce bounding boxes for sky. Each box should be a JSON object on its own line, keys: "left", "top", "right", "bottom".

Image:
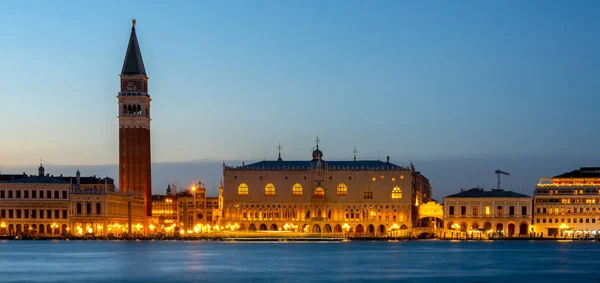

{"left": 1, "top": 0, "right": 599, "bottom": 200}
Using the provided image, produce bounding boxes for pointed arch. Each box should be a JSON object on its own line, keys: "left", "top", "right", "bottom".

{"left": 324, "top": 224, "right": 332, "bottom": 233}
{"left": 334, "top": 224, "right": 342, "bottom": 233}
{"left": 292, "top": 183, "right": 303, "bottom": 196}
{"left": 337, "top": 183, "right": 348, "bottom": 196}
{"left": 312, "top": 224, "right": 321, "bottom": 233}
{"left": 264, "top": 183, "right": 275, "bottom": 196}
{"left": 238, "top": 183, "right": 248, "bottom": 196}
{"left": 314, "top": 187, "right": 325, "bottom": 199}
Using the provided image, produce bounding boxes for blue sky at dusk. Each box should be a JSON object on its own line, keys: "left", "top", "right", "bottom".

{"left": 1, "top": 0, "right": 599, "bottom": 199}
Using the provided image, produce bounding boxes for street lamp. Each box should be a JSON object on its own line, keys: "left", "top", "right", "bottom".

{"left": 51, "top": 223, "right": 58, "bottom": 236}
{"left": 342, "top": 223, "right": 351, "bottom": 237}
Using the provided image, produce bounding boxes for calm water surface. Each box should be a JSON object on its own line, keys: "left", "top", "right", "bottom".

{"left": 0, "top": 240, "right": 596, "bottom": 282}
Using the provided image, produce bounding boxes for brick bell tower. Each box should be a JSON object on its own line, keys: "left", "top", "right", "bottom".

{"left": 118, "top": 19, "right": 152, "bottom": 217}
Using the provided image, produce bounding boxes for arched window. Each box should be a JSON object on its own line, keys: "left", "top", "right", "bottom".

{"left": 265, "top": 183, "right": 275, "bottom": 196}
{"left": 127, "top": 105, "right": 132, "bottom": 114}
{"left": 76, "top": 202, "right": 82, "bottom": 214}
{"left": 136, "top": 105, "right": 141, "bottom": 114}
{"left": 238, "top": 183, "right": 248, "bottom": 196}
{"left": 96, "top": 202, "right": 101, "bottom": 214}
{"left": 392, "top": 186, "right": 402, "bottom": 199}
{"left": 86, "top": 202, "right": 91, "bottom": 214}
{"left": 364, "top": 187, "right": 373, "bottom": 199}
{"left": 292, "top": 183, "right": 303, "bottom": 196}
{"left": 314, "top": 187, "right": 325, "bottom": 199}
{"left": 337, "top": 183, "right": 347, "bottom": 196}
{"left": 123, "top": 105, "right": 127, "bottom": 114}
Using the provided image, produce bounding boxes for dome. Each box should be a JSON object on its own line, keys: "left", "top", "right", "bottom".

{"left": 312, "top": 148, "right": 323, "bottom": 160}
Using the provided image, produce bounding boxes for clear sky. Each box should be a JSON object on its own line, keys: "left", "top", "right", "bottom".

{"left": 1, "top": 1, "right": 599, "bottom": 199}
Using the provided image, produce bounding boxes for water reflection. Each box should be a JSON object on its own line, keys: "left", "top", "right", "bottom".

{"left": 0, "top": 241, "right": 597, "bottom": 282}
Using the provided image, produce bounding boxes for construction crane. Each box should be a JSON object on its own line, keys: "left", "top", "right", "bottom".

{"left": 495, "top": 170, "right": 510, "bottom": 190}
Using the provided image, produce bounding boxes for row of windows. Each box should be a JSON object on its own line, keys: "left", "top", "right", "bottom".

{"left": 234, "top": 175, "right": 406, "bottom": 181}
{"left": 449, "top": 205, "right": 527, "bottom": 216}
{"left": 75, "top": 202, "right": 102, "bottom": 215}
{"left": 536, "top": 198, "right": 599, "bottom": 204}
{"left": 237, "top": 183, "right": 403, "bottom": 199}
{"left": 536, "top": 218, "right": 598, "bottom": 224}
{"left": 537, "top": 189, "right": 600, "bottom": 195}
{"left": 241, "top": 210, "right": 405, "bottom": 222}
{"left": 536, "top": 207, "right": 600, "bottom": 215}
{"left": 0, "top": 190, "right": 67, "bottom": 200}
{"left": 0, "top": 209, "right": 67, "bottom": 219}
{"left": 122, "top": 104, "right": 146, "bottom": 115}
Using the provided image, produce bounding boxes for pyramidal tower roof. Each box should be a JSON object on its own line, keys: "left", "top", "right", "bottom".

{"left": 121, "top": 20, "right": 146, "bottom": 76}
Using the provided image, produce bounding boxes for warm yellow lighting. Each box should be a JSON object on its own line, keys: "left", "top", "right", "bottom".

{"left": 149, "top": 224, "right": 155, "bottom": 231}
{"left": 194, "top": 226, "right": 199, "bottom": 233}
{"left": 337, "top": 183, "right": 348, "bottom": 196}
{"left": 342, "top": 223, "right": 351, "bottom": 231}
{"left": 372, "top": 177, "right": 376, "bottom": 181}
{"left": 0, "top": 222, "right": 5, "bottom": 228}
{"left": 265, "top": 183, "right": 276, "bottom": 196}
{"left": 238, "top": 183, "right": 249, "bottom": 196}
{"left": 191, "top": 186, "right": 197, "bottom": 192}
{"left": 485, "top": 206, "right": 490, "bottom": 216}
{"left": 292, "top": 183, "right": 303, "bottom": 196}
{"left": 392, "top": 186, "right": 402, "bottom": 199}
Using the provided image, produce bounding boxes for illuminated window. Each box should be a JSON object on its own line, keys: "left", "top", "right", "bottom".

{"left": 380, "top": 175, "right": 384, "bottom": 179}
{"left": 292, "top": 183, "right": 303, "bottom": 196}
{"left": 314, "top": 187, "right": 325, "bottom": 199}
{"left": 400, "top": 175, "right": 404, "bottom": 180}
{"left": 392, "top": 187, "right": 402, "bottom": 199}
{"left": 238, "top": 183, "right": 248, "bottom": 196}
{"left": 337, "top": 184, "right": 348, "bottom": 196}
{"left": 392, "top": 178, "right": 396, "bottom": 182}
{"left": 265, "top": 183, "right": 275, "bottom": 196}
{"left": 372, "top": 177, "right": 376, "bottom": 181}
{"left": 485, "top": 206, "right": 490, "bottom": 216}
{"left": 473, "top": 206, "right": 478, "bottom": 216}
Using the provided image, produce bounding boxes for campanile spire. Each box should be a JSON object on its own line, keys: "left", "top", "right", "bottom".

{"left": 118, "top": 20, "right": 152, "bottom": 217}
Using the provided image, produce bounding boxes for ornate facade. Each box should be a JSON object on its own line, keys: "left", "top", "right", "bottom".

{"left": 443, "top": 188, "right": 532, "bottom": 238}
{"left": 534, "top": 167, "right": 600, "bottom": 238}
{"left": 222, "top": 142, "right": 432, "bottom": 236}
{"left": 151, "top": 182, "right": 223, "bottom": 234}
{"left": 118, "top": 20, "right": 152, "bottom": 217}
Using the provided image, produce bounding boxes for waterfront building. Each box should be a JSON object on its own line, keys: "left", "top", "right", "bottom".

{"left": 443, "top": 188, "right": 532, "bottom": 238}
{"left": 222, "top": 141, "right": 432, "bottom": 236}
{"left": 68, "top": 169, "right": 145, "bottom": 237}
{"left": 0, "top": 165, "right": 146, "bottom": 237}
{"left": 118, "top": 20, "right": 153, "bottom": 217}
{"left": 151, "top": 185, "right": 178, "bottom": 230}
{"left": 534, "top": 167, "right": 600, "bottom": 238}
{"left": 0, "top": 165, "right": 69, "bottom": 236}
{"left": 151, "top": 182, "right": 223, "bottom": 234}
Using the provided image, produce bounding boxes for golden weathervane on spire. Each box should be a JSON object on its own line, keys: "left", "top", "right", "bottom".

{"left": 132, "top": 18, "right": 137, "bottom": 27}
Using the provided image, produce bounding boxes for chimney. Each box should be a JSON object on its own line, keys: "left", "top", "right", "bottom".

{"left": 386, "top": 156, "right": 390, "bottom": 163}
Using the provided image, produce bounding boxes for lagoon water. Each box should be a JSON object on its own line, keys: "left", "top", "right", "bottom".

{"left": 0, "top": 240, "right": 596, "bottom": 282}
